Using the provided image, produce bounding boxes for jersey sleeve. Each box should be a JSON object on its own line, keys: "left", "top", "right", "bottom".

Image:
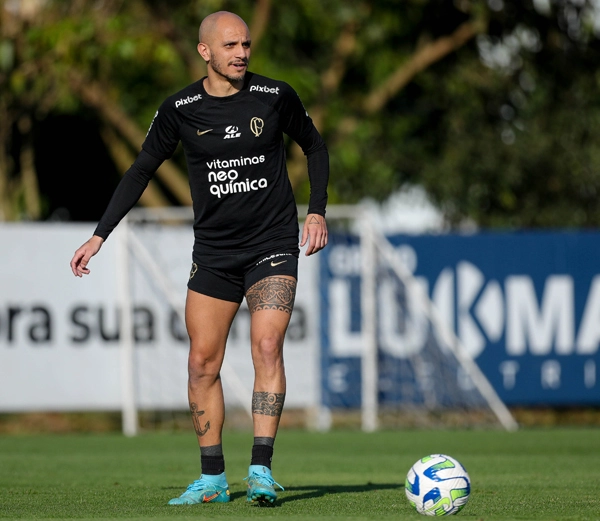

{"left": 94, "top": 99, "right": 179, "bottom": 240}
{"left": 93, "top": 149, "right": 164, "bottom": 240}
{"left": 141, "top": 99, "right": 182, "bottom": 160}
{"left": 276, "top": 83, "right": 329, "bottom": 216}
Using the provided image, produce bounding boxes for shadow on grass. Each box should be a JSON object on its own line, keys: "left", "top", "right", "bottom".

{"left": 229, "top": 482, "right": 403, "bottom": 506}
{"left": 163, "top": 482, "right": 402, "bottom": 507}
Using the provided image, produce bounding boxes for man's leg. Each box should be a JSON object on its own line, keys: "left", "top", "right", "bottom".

{"left": 244, "top": 275, "right": 296, "bottom": 505}
{"left": 168, "top": 289, "right": 240, "bottom": 505}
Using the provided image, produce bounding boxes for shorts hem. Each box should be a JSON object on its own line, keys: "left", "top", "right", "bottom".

{"left": 187, "top": 283, "right": 243, "bottom": 304}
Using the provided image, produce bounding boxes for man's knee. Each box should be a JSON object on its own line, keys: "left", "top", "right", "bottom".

{"left": 253, "top": 333, "right": 285, "bottom": 364}
{"left": 188, "top": 347, "right": 222, "bottom": 381}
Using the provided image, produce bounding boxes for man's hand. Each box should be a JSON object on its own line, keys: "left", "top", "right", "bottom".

{"left": 300, "top": 213, "right": 328, "bottom": 256}
{"left": 70, "top": 235, "right": 104, "bottom": 277}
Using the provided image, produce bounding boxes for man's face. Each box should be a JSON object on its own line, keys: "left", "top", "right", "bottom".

{"left": 208, "top": 20, "right": 251, "bottom": 83}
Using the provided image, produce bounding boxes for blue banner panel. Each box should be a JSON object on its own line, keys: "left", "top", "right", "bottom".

{"left": 319, "top": 233, "right": 362, "bottom": 408}
{"left": 320, "top": 231, "right": 600, "bottom": 407}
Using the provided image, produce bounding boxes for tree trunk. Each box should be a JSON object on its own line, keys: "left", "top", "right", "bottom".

{"left": 18, "top": 115, "right": 41, "bottom": 220}
{"left": 69, "top": 73, "right": 192, "bottom": 206}
{"left": 100, "top": 126, "right": 172, "bottom": 208}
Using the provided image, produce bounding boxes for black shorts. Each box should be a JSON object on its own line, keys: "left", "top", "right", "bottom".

{"left": 187, "top": 249, "right": 299, "bottom": 303}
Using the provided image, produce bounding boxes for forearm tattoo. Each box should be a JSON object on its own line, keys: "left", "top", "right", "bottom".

{"left": 252, "top": 391, "right": 285, "bottom": 417}
{"left": 190, "top": 402, "right": 210, "bottom": 437}
{"left": 246, "top": 276, "right": 296, "bottom": 315}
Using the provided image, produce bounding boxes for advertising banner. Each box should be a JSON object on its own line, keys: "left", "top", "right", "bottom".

{"left": 320, "top": 231, "right": 600, "bottom": 407}
{"left": 4, "top": 224, "right": 599, "bottom": 412}
{"left": 0, "top": 224, "right": 319, "bottom": 412}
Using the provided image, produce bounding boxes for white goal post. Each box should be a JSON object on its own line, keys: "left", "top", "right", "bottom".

{"left": 362, "top": 213, "right": 518, "bottom": 432}
{"left": 314, "top": 204, "right": 518, "bottom": 433}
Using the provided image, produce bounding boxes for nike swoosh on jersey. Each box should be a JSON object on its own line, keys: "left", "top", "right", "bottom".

{"left": 271, "top": 260, "right": 287, "bottom": 266}
{"left": 197, "top": 129, "right": 213, "bottom": 136}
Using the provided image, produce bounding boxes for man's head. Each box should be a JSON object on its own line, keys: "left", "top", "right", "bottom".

{"left": 197, "top": 11, "right": 251, "bottom": 85}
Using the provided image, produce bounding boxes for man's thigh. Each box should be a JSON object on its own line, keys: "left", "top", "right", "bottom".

{"left": 185, "top": 289, "right": 240, "bottom": 355}
{"left": 245, "top": 275, "right": 297, "bottom": 316}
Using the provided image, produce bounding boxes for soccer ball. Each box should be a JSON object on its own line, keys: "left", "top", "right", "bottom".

{"left": 405, "top": 454, "right": 471, "bottom": 516}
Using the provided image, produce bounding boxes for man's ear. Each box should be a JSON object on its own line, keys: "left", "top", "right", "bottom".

{"left": 197, "top": 42, "right": 210, "bottom": 62}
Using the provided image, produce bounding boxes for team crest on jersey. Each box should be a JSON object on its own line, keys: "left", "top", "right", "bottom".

{"left": 250, "top": 117, "right": 264, "bottom": 137}
{"left": 224, "top": 125, "right": 241, "bottom": 139}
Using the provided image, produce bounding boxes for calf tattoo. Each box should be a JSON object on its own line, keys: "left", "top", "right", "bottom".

{"left": 246, "top": 276, "right": 296, "bottom": 314}
{"left": 190, "top": 402, "right": 210, "bottom": 436}
{"left": 252, "top": 391, "right": 285, "bottom": 417}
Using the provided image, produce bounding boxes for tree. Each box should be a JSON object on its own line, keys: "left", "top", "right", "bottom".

{"left": 0, "top": 0, "right": 489, "bottom": 221}
{"left": 2, "top": 0, "right": 600, "bottom": 228}
{"left": 419, "top": 0, "right": 600, "bottom": 228}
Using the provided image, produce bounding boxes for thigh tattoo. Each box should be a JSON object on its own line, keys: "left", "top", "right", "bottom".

{"left": 252, "top": 391, "right": 286, "bottom": 417}
{"left": 246, "top": 276, "right": 296, "bottom": 314}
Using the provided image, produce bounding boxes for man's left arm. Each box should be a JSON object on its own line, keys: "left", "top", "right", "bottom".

{"left": 277, "top": 83, "right": 330, "bottom": 255}
{"left": 301, "top": 132, "right": 329, "bottom": 255}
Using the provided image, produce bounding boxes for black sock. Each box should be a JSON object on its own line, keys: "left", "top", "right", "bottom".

{"left": 201, "top": 455, "right": 225, "bottom": 475}
{"left": 200, "top": 444, "right": 225, "bottom": 475}
{"left": 250, "top": 437, "right": 274, "bottom": 468}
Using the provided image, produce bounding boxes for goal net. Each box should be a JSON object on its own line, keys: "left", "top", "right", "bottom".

{"left": 318, "top": 207, "right": 518, "bottom": 431}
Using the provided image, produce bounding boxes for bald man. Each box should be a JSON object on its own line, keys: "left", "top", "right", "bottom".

{"left": 70, "top": 10, "right": 329, "bottom": 507}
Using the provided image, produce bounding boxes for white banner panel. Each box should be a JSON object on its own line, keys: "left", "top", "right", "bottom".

{"left": 0, "top": 223, "right": 319, "bottom": 412}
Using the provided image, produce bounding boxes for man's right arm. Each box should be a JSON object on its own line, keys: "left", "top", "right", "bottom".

{"left": 93, "top": 149, "right": 164, "bottom": 240}
{"left": 70, "top": 149, "right": 164, "bottom": 277}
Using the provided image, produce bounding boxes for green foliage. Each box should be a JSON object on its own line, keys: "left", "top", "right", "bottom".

{"left": 3, "top": 0, "right": 600, "bottom": 227}
{"left": 418, "top": 2, "right": 600, "bottom": 228}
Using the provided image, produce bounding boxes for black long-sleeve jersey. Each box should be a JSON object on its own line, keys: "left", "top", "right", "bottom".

{"left": 94, "top": 72, "right": 329, "bottom": 255}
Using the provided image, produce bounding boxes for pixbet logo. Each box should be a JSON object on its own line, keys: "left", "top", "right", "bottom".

{"left": 249, "top": 85, "right": 279, "bottom": 94}
{"left": 175, "top": 94, "right": 202, "bottom": 108}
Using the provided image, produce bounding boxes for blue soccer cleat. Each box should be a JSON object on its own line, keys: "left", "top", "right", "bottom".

{"left": 168, "top": 473, "right": 230, "bottom": 505}
{"left": 244, "top": 465, "right": 284, "bottom": 506}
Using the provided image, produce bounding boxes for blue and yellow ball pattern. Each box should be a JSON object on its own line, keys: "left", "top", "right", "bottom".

{"left": 405, "top": 454, "right": 471, "bottom": 516}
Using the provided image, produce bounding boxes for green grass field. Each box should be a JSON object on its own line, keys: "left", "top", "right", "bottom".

{"left": 1, "top": 427, "right": 599, "bottom": 520}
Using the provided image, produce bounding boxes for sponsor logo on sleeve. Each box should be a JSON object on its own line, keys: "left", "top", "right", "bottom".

{"left": 249, "top": 85, "right": 280, "bottom": 94}
{"left": 175, "top": 94, "right": 202, "bottom": 108}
